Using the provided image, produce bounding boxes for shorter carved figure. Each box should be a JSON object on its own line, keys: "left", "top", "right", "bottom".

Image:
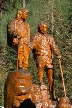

{"left": 8, "top": 8, "right": 30, "bottom": 69}
{"left": 30, "top": 21, "right": 61, "bottom": 99}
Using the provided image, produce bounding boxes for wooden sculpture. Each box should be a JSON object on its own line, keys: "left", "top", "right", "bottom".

{"left": 6, "top": 7, "right": 72, "bottom": 108}
{"left": 4, "top": 69, "right": 52, "bottom": 108}
{"left": 8, "top": 8, "right": 30, "bottom": 69}
{"left": 57, "top": 97, "right": 71, "bottom": 108}
{"left": 4, "top": 69, "right": 32, "bottom": 108}
{"left": 30, "top": 21, "right": 61, "bottom": 99}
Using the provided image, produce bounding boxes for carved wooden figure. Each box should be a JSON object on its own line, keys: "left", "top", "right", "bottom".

{"left": 57, "top": 97, "right": 71, "bottom": 108}
{"left": 30, "top": 21, "right": 61, "bottom": 99}
{"left": 4, "top": 69, "right": 32, "bottom": 108}
{"left": 4, "top": 69, "right": 52, "bottom": 108}
{"left": 8, "top": 8, "right": 30, "bottom": 69}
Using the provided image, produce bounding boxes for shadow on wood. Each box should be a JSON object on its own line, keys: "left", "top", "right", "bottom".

{"left": 15, "top": 98, "right": 36, "bottom": 108}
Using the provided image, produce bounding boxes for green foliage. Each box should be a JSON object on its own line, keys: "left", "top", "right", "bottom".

{"left": 0, "top": 0, "right": 72, "bottom": 105}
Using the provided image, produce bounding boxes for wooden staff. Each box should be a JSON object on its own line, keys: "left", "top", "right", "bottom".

{"left": 16, "top": 50, "right": 18, "bottom": 70}
{"left": 16, "top": 38, "right": 19, "bottom": 70}
{"left": 58, "top": 59, "right": 66, "bottom": 97}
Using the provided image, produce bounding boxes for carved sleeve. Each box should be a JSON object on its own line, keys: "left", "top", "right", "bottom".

{"left": 50, "top": 36, "right": 61, "bottom": 57}
{"left": 8, "top": 19, "right": 18, "bottom": 37}
{"left": 30, "top": 35, "right": 37, "bottom": 49}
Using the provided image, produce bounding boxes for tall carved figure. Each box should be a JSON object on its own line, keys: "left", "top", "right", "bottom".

{"left": 30, "top": 21, "right": 61, "bottom": 99}
{"left": 8, "top": 8, "right": 30, "bottom": 69}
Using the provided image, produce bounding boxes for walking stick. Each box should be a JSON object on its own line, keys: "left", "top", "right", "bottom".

{"left": 13, "top": 37, "right": 18, "bottom": 69}
{"left": 16, "top": 39, "right": 19, "bottom": 70}
{"left": 16, "top": 53, "right": 18, "bottom": 69}
{"left": 58, "top": 59, "right": 66, "bottom": 97}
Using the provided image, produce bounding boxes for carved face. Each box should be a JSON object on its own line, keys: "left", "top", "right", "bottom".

{"left": 39, "top": 22, "right": 48, "bottom": 34}
{"left": 58, "top": 97, "right": 71, "bottom": 108}
{"left": 17, "top": 8, "right": 29, "bottom": 20}
{"left": 4, "top": 69, "right": 32, "bottom": 108}
{"left": 22, "top": 11, "right": 28, "bottom": 19}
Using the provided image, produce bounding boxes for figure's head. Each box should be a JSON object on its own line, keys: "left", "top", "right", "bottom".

{"left": 59, "top": 97, "right": 70, "bottom": 104}
{"left": 38, "top": 21, "right": 48, "bottom": 34}
{"left": 16, "top": 8, "right": 29, "bottom": 20}
{"left": 57, "top": 97, "right": 71, "bottom": 108}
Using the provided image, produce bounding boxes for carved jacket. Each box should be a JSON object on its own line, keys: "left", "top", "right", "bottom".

{"left": 30, "top": 32, "right": 61, "bottom": 59}
{"left": 8, "top": 18, "right": 30, "bottom": 45}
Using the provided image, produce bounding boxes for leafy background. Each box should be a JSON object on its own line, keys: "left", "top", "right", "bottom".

{"left": 0, "top": 0, "right": 72, "bottom": 106}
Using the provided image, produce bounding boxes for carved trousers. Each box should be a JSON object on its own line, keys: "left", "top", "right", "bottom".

{"left": 18, "top": 44, "right": 29, "bottom": 68}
